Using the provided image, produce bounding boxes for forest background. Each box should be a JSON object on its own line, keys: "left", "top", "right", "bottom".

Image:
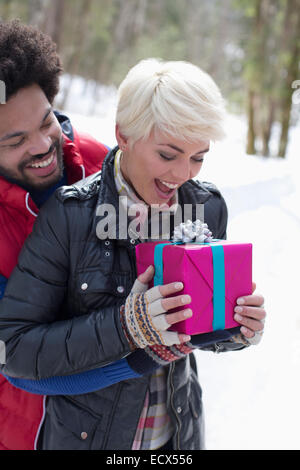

{"left": 0, "top": 0, "right": 299, "bottom": 159}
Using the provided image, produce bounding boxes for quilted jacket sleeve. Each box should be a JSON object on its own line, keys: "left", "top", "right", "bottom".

{"left": 0, "top": 195, "right": 132, "bottom": 380}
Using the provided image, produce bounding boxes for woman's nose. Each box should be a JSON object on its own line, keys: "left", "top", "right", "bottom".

{"left": 172, "top": 160, "right": 191, "bottom": 183}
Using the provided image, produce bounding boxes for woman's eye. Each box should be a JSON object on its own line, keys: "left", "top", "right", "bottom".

{"left": 159, "top": 153, "right": 204, "bottom": 163}
{"left": 159, "top": 153, "right": 175, "bottom": 161}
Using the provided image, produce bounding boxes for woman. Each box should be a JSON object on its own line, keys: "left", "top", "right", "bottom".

{"left": 0, "top": 59, "right": 266, "bottom": 450}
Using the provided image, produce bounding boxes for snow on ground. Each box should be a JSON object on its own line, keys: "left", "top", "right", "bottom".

{"left": 56, "top": 77, "right": 300, "bottom": 449}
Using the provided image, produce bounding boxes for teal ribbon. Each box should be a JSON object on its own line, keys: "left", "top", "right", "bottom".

{"left": 210, "top": 244, "right": 225, "bottom": 330}
{"left": 153, "top": 240, "right": 225, "bottom": 331}
{"left": 153, "top": 243, "right": 172, "bottom": 287}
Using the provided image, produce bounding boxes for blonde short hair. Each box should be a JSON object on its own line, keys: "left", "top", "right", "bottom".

{"left": 116, "top": 58, "right": 226, "bottom": 146}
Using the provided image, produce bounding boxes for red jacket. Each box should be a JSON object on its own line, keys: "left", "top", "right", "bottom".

{"left": 0, "top": 121, "right": 108, "bottom": 450}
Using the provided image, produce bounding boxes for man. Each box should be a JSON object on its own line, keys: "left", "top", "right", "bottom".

{"left": 0, "top": 18, "right": 186, "bottom": 451}
{"left": 0, "top": 19, "right": 109, "bottom": 450}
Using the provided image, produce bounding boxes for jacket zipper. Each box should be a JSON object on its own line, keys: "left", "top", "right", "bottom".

{"left": 168, "top": 362, "right": 182, "bottom": 450}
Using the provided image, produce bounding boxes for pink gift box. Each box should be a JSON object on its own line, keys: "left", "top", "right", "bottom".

{"left": 135, "top": 240, "right": 252, "bottom": 335}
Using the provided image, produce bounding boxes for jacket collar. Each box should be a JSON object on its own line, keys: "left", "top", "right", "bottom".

{"left": 62, "top": 135, "right": 86, "bottom": 184}
{"left": 96, "top": 146, "right": 121, "bottom": 208}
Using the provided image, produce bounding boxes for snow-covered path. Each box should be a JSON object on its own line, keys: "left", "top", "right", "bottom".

{"left": 62, "top": 84, "right": 300, "bottom": 449}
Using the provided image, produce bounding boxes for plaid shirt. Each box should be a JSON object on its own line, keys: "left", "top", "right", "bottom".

{"left": 132, "top": 367, "right": 174, "bottom": 450}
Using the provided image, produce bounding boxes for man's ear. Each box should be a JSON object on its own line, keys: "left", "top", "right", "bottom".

{"left": 115, "top": 124, "right": 128, "bottom": 151}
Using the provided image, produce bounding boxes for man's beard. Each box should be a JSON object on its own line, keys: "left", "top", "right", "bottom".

{"left": 0, "top": 137, "right": 64, "bottom": 192}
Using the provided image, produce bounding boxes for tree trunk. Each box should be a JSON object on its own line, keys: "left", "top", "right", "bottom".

{"left": 26, "top": 0, "right": 65, "bottom": 51}
{"left": 246, "top": 89, "right": 256, "bottom": 155}
{"left": 132, "top": 0, "right": 148, "bottom": 37}
{"left": 63, "top": 0, "right": 93, "bottom": 74}
{"left": 55, "top": 0, "right": 93, "bottom": 110}
{"left": 262, "top": 99, "right": 276, "bottom": 156}
{"left": 27, "top": 0, "right": 49, "bottom": 27}
{"left": 208, "top": 1, "right": 229, "bottom": 80}
{"left": 245, "top": 0, "right": 265, "bottom": 156}
{"left": 41, "top": 0, "right": 66, "bottom": 51}
{"left": 55, "top": 74, "right": 74, "bottom": 111}
{"left": 278, "top": 104, "right": 292, "bottom": 158}
{"left": 0, "top": 0, "right": 12, "bottom": 20}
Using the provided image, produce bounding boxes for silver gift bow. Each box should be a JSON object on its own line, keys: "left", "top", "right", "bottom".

{"left": 172, "top": 219, "right": 213, "bottom": 243}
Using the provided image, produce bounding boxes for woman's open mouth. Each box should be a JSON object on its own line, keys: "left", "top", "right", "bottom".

{"left": 154, "top": 178, "right": 179, "bottom": 200}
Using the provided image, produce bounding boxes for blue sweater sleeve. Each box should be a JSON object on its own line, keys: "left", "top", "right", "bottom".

{"left": 3, "top": 359, "right": 140, "bottom": 395}
{"left": 0, "top": 275, "right": 7, "bottom": 300}
{"left": 2, "top": 348, "right": 160, "bottom": 396}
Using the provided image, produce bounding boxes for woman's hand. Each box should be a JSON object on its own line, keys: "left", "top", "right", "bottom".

{"left": 233, "top": 282, "right": 266, "bottom": 345}
{"left": 121, "top": 265, "right": 192, "bottom": 348}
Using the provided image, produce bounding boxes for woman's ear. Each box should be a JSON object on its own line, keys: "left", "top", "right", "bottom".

{"left": 115, "top": 124, "right": 128, "bottom": 151}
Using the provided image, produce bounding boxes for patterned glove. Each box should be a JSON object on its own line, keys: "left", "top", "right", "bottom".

{"left": 120, "top": 275, "right": 194, "bottom": 363}
{"left": 121, "top": 276, "right": 181, "bottom": 349}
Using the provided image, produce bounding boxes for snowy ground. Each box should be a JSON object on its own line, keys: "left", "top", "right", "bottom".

{"left": 56, "top": 77, "right": 300, "bottom": 450}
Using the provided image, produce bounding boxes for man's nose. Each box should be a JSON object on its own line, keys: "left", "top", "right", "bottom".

{"left": 27, "top": 132, "right": 52, "bottom": 156}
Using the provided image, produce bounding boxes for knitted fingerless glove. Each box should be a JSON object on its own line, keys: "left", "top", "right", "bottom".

{"left": 120, "top": 289, "right": 181, "bottom": 349}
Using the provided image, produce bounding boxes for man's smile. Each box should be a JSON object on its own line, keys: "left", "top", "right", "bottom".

{"left": 25, "top": 147, "right": 58, "bottom": 178}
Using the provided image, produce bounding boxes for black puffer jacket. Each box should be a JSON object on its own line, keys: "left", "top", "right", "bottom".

{"left": 0, "top": 148, "right": 244, "bottom": 450}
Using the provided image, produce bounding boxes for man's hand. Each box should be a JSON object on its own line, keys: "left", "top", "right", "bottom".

{"left": 233, "top": 282, "right": 266, "bottom": 345}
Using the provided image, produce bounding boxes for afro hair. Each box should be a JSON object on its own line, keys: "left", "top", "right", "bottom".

{"left": 0, "top": 19, "right": 63, "bottom": 103}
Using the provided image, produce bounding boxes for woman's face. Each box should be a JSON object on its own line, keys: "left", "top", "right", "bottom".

{"left": 117, "top": 127, "right": 210, "bottom": 206}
